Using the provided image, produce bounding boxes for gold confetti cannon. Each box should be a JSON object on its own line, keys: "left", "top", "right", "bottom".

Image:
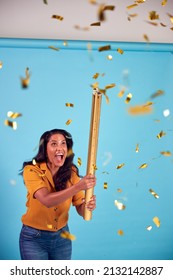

{"left": 84, "top": 88, "right": 102, "bottom": 221}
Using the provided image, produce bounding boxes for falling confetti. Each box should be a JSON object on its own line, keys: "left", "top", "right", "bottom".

{"left": 161, "top": 0, "right": 167, "bottom": 6}
{"left": 143, "top": 34, "right": 150, "bottom": 42}
{"left": 4, "top": 120, "right": 17, "bottom": 130}
{"left": 128, "top": 104, "right": 153, "bottom": 115}
{"left": 65, "top": 103, "right": 74, "bottom": 107}
{"left": 52, "top": 15, "right": 64, "bottom": 21}
{"left": 116, "top": 163, "right": 125, "bottom": 169}
{"left": 98, "top": 45, "right": 111, "bottom": 52}
{"left": 60, "top": 231, "right": 76, "bottom": 240}
{"left": 157, "top": 130, "right": 166, "bottom": 139}
{"left": 149, "top": 188, "right": 159, "bottom": 199}
{"left": 146, "top": 225, "right": 152, "bottom": 231}
{"left": 0, "top": 61, "right": 3, "bottom": 69}
{"left": 66, "top": 119, "right": 72, "bottom": 125}
{"left": 117, "top": 48, "right": 124, "bottom": 55}
{"left": 117, "top": 89, "right": 125, "bottom": 98}
{"left": 126, "top": 4, "right": 138, "bottom": 10}
{"left": 125, "top": 93, "right": 132, "bottom": 104}
{"left": 7, "top": 111, "right": 22, "bottom": 119}
{"left": 77, "top": 157, "right": 82, "bottom": 166}
{"left": 32, "top": 159, "right": 37, "bottom": 165}
{"left": 153, "top": 216, "right": 160, "bottom": 228}
{"left": 107, "top": 55, "right": 113, "bottom": 60}
{"left": 21, "top": 67, "right": 30, "bottom": 88}
{"left": 90, "top": 22, "right": 101, "bottom": 26}
{"left": 160, "top": 151, "right": 172, "bottom": 156}
{"left": 117, "top": 229, "right": 124, "bottom": 236}
{"left": 148, "top": 11, "right": 159, "bottom": 20}
{"left": 139, "top": 163, "right": 148, "bottom": 169}
{"left": 48, "top": 46, "right": 60, "bottom": 51}
{"left": 150, "top": 89, "right": 164, "bottom": 99}
{"left": 163, "top": 109, "right": 170, "bottom": 117}
{"left": 93, "top": 73, "right": 99, "bottom": 79}
{"left": 135, "top": 143, "right": 139, "bottom": 153}
{"left": 104, "top": 182, "right": 108, "bottom": 189}
{"left": 114, "top": 200, "right": 126, "bottom": 210}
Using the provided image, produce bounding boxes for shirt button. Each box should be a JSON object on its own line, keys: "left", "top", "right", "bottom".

{"left": 54, "top": 207, "right": 58, "bottom": 211}
{"left": 54, "top": 218, "right": 58, "bottom": 222}
{"left": 54, "top": 226, "right": 57, "bottom": 230}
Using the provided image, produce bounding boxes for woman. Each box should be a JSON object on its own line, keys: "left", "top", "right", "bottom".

{"left": 19, "top": 129, "right": 96, "bottom": 260}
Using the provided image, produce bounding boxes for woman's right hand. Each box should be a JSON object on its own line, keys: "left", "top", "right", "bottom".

{"left": 77, "top": 174, "right": 96, "bottom": 191}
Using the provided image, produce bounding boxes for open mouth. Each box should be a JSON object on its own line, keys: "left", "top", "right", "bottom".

{"left": 55, "top": 153, "right": 64, "bottom": 162}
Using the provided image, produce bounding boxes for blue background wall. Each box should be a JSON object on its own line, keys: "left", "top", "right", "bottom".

{"left": 0, "top": 39, "right": 173, "bottom": 260}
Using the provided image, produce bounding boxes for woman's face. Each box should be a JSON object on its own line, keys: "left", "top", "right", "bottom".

{"left": 46, "top": 133, "right": 68, "bottom": 170}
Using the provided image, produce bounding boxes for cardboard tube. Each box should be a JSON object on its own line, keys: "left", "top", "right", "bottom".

{"left": 84, "top": 88, "right": 102, "bottom": 221}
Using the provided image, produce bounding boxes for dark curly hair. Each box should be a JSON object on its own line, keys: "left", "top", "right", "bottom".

{"left": 19, "top": 129, "right": 80, "bottom": 191}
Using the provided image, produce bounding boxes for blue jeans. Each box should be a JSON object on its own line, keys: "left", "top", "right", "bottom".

{"left": 19, "top": 224, "right": 72, "bottom": 260}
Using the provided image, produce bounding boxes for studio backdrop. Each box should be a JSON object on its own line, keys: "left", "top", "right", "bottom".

{"left": 0, "top": 38, "right": 173, "bottom": 260}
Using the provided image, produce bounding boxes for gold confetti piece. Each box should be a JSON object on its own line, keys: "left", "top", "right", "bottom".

{"left": 63, "top": 41, "right": 68, "bottom": 46}
{"left": 117, "top": 89, "right": 125, "bottom": 98}
{"left": 93, "top": 73, "right": 99, "bottom": 79}
{"left": 105, "top": 83, "right": 116, "bottom": 90}
{"left": 125, "top": 93, "right": 132, "bottom": 104}
{"left": 146, "top": 225, "right": 152, "bottom": 231}
{"left": 47, "top": 224, "right": 52, "bottom": 229}
{"left": 143, "top": 101, "right": 153, "bottom": 107}
{"left": 135, "top": 143, "right": 139, "bottom": 153}
{"left": 65, "top": 103, "right": 74, "bottom": 107}
{"left": 98, "top": 4, "right": 106, "bottom": 21}
{"left": 149, "top": 11, "right": 159, "bottom": 20}
{"left": 128, "top": 104, "right": 152, "bottom": 115}
{"left": 7, "top": 111, "right": 22, "bottom": 119}
{"left": 89, "top": 0, "right": 97, "bottom": 4}
{"left": 127, "top": 4, "right": 138, "bottom": 9}
{"left": 127, "top": 13, "right": 138, "bottom": 21}
{"left": 48, "top": 46, "right": 60, "bottom": 51}
{"left": 4, "top": 120, "right": 17, "bottom": 130}
{"left": 157, "top": 130, "right": 166, "bottom": 139}
{"left": 52, "top": 15, "right": 64, "bottom": 21}
{"left": 32, "top": 159, "right": 37, "bottom": 165}
{"left": 114, "top": 200, "right": 126, "bottom": 210}
{"left": 0, "top": 61, "right": 3, "bottom": 69}
{"left": 150, "top": 89, "right": 164, "bottom": 99}
{"left": 162, "top": 0, "right": 167, "bottom": 6}
{"left": 135, "top": 0, "right": 146, "bottom": 3}
{"left": 104, "top": 5, "right": 115, "bottom": 11}
{"left": 104, "top": 182, "right": 108, "bottom": 189}
{"left": 153, "top": 216, "right": 160, "bottom": 227}
{"left": 98, "top": 45, "right": 111, "bottom": 52}
{"left": 146, "top": 21, "right": 158, "bottom": 26}
{"left": 117, "top": 188, "right": 122, "bottom": 193}
{"left": 167, "top": 13, "right": 173, "bottom": 24}
{"left": 139, "top": 163, "right": 148, "bottom": 169}
{"left": 90, "top": 22, "right": 101, "bottom": 26}
{"left": 99, "top": 89, "right": 110, "bottom": 104}
{"left": 160, "top": 22, "right": 167, "bottom": 27}
{"left": 143, "top": 34, "right": 150, "bottom": 42}
{"left": 116, "top": 163, "right": 125, "bottom": 169}
{"left": 117, "top": 229, "right": 124, "bottom": 236}
{"left": 66, "top": 119, "right": 72, "bottom": 125}
{"left": 77, "top": 157, "right": 82, "bottom": 166}
{"left": 60, "top": 231, "right": 76, "bottom": 240}
{"left": 117, "top": 48, "right": 124, "bottom": 54}
{"left": 107, "top": 55, "right": 113, "bottom": 60}
{"left": 21, "top": 67, "right": 30, "bottom": 88}
{"left": 43, "top": 0, "right": 48, "bottom": 4}
{"left": 160, "top": 151, "right": 172, "bottom": 156}
{"left": 149, "top": 188, "right": 159, "bottom": 199}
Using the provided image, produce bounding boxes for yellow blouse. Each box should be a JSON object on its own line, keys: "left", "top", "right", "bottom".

{"left": 21, "top": 162, "right": 84, "bottom": 231}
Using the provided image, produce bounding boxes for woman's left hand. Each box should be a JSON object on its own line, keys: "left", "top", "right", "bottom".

{"left": 85, "top": 195, "right": 96, "bottom": 211}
